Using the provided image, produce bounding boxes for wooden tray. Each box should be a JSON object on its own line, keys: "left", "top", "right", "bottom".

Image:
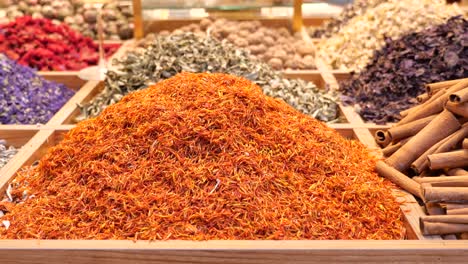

{"left": 0, "top": 129, "right": 457, "bottom": 263}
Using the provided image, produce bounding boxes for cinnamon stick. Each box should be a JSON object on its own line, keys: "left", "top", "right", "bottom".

{"left": 398, "top": 88, "right": 447, "bottom": 125}
{"left": 375, "top": 130, "right": 391, "bottom": 147}
{"left": 381, "top": 137, "right": 412, "bottom": 157}
{"left": 433, "top": 124, "right": 468, "bottom": 154}
{"left": 420, "top": 222, "right": 468, "bottom": 235}
{"left": 413, "top": 175, "right": 468, "bottom": 184}
{"left": 375, "top": 161, "right": 421, "bottom": 198}
{"left": 428, "top": 150, "right": 468, "bottom": 170}
{"left": 422, "top": 184, "right": 468, "bottom": 202}
{"left": 401, "top": 79, "right": 468, "bottom": 125}
{"left": 400, "top": 108, "right": 411, "bottom": 118}
{"left": 410, "top": 133, "right": 451, "bottom": 175}
{"left": 422, "top": 214, "right": 468, "bottom": 224}
{"left": 417, "top": 93, "right": 430, "bottom": 103}
{"left": 447, "top": 208, "right": 468, "bottom": 215}
{"left": 387, "top": 115, "right": 436, "bottom": 142}
{"left": 446, "top": 168, "right": 468, "bottom": 176}
{"left": 463, "top": 138, "right": 468, "bottom": 149}
{"left": 426, "top": 78, "right": 468, "bottom": 95}
{"left": 443, "top": 203, "right": 468, "bottom": 210}
{"left": 450, "top": 88, "right": 468, "bottom": 104}
{"left": 386, "top": 110, "right": 461, "bottom": 172}
{"left": 413, "top": 125, "right": 468, "bottom": 174}
{"left": 446, "top": 101, "right": 468, "bottom": 118}
{"left": 382, "top": 142, "right": 402, "bottom": 158}
{"left": 431, "top": 181, "right": 468, "bottom": 188}
{"left": 425, "top": 202, "right": 445, "bottom": 215}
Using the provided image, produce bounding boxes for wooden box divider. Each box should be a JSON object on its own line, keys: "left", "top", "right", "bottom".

{"left": 143, "top": 17, "right": 329, "bottom": 35}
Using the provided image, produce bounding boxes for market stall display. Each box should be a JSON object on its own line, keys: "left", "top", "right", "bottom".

{"left": 0, "top": 54, "right": 75, "bottom": 124}
{"left": 2, "top": 0, "right": 468, "bottom": 261}
{"left": 339, "top": 16, "right": 468, "bottom": 124}
{"left": 316, "top": 0, "right": 462, "bottom": 72}
{"left": 79, "top": 33, "right": 337, "bottom": 122}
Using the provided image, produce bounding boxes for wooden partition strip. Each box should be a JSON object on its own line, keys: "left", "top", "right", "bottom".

{"left": 46, "top": 81, "right": 100, "bottom": 126}
{"left": 1, "top": 240, "right": 468, "bottom": 263}
{"left": 0, "top": 129, "right": 54, "bottom": 193}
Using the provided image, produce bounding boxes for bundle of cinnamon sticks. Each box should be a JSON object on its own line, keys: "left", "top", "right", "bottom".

{"left": 374, "top": 77, "right": 468, "bottom": 238}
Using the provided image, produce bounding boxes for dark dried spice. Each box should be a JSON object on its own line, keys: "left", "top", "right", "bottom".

{"left": 0, "top": 73, "right": 403, "bottom": 240}
{"left": 0, "top": 54, "right": 75, "bottom": 124}
{"left": 340, "top": 16, "right": 468, "bottom": 124}
{"left": 0, "top": 16, "right": 120, "bottom": 71}
{"left": 309, "top": 0, "right": 386, "bottom": 38}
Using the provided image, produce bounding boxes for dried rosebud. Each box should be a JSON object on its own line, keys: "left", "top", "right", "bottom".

{"left": 0, "top": 16, "right": 119, "bottom": 71}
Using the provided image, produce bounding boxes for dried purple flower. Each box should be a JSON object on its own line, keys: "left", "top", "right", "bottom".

{"left": 0, "top": 54, "right": 75, "bottom": 124}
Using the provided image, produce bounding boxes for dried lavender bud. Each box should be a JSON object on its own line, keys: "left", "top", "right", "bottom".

{"left": 340, "top": 16, "right": 468, "bottom": 124}
{"left": 0, "top": 54, "right": 75, "bottom": 124}
{"left": 0, "top": 140, "right": 17, "bottom": 169}
{"left": 317, "top": 0, "right": 462, "bottom": 72}
{"left": 309, "top": 0, "right": 386, "bottom": 38}
{"left": 79, "top": 33, "right": 337, "bottom": 122}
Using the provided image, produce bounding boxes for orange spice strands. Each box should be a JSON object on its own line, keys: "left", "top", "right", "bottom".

{"left": 0, "top": 73, "right": 404, "bottom": 240}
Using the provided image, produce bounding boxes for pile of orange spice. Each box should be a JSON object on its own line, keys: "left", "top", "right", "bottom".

{"left": 0, "top": 73, "right": 404, "bottom": 240}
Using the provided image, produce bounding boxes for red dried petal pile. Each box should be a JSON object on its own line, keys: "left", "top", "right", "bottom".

{"left": 0, "top": 16, "right": 120, "bottom": 71}
{"left": 0, "top": 73, "right": 404, "bottom": 240}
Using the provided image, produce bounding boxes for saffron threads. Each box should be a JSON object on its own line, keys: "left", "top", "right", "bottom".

{"left": 0, "top": 73, "right": 404, "bottom": 240}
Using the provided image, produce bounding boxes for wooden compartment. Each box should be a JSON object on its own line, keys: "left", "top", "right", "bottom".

{"left": 0, "top": 127, "right": 40, "bottom": 149}
{"left": 0, "top": 124, "right": 462, "bottom": 263}
{"left": 39, "top": 72, "right": 87, "bottom": 91}
{"left": 0, "top": 127, "right": 39, "bottom": 185}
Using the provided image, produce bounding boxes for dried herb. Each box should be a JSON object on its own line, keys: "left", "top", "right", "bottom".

{"left": 340, "top": 16, "right": 468, "bottom": 124}
{"left": 317, "top": 0, "right": 461, "bottom": 71}
{"left": 79, "top": 33, "right": 337, "bottom": 122}
{"left": 309, "top": 0, "right": 386, "bottom": 38}
{"left": 6, "top": 0, "right": 134, "bottom": 40}
{"left": 0, "top": 140, "right": 17, "bottom": 169}
{"left": 145, "top": 18, "right": 315, "bottom": 70}
{"left": 0, "top": 54, "right": 75, "bottom": 124}
{"left": 0, "top": 16, "right": 120, "bottom": 71}
{"left": 0, "top": 73, "right": 404, "bottom": 240}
